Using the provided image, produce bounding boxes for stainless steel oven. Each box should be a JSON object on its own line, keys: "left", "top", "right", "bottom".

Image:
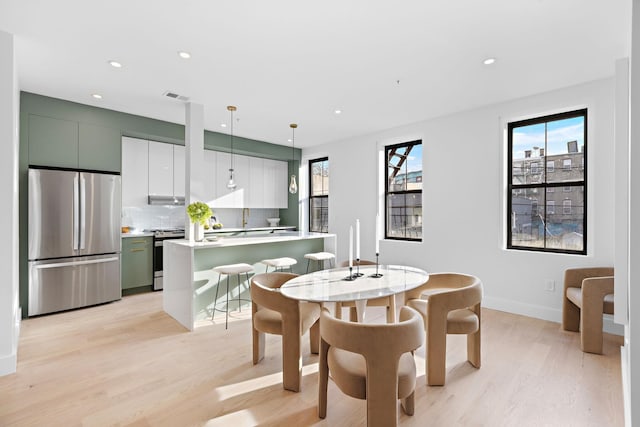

{"left": 150, "top": 229, "right": 185, "bottom": 290}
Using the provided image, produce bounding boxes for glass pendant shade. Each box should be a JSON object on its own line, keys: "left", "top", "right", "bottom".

{"left": 289, "top": 174, "right": 298, "bottom": 194}
{"left": 289, "top": 123, "right": 298, "bottom": 194}
{"left": 227, "top": 105, "right": 237, "bottom": 191}
{"left": 227, "top": 168, "right": 236, "bottom": 189}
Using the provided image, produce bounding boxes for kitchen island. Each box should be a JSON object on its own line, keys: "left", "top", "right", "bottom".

{"left": 163, "top": 231, "right": 337, "bottom": 330}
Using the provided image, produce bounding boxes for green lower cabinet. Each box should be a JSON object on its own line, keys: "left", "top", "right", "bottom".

{"left": 121, "top": 236, "right": 153, "bottom": 290}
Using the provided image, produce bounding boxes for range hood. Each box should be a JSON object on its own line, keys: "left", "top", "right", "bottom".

{"left": 147, "top": 195, "right": 185, "bottom": 206}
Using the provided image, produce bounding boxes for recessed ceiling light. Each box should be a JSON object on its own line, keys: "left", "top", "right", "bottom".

{"left": 108, "top": 60, "right": 122, "bottom": 68}
{"left": 178, "top": 51, "right": 191, "bottom": 59}
{"left": 334, "top": 109, "right": 342, "bottom": 115}
{"left": 221, "top": 123, "right": 227, "bottom": 128}
{"left": 483, "top": 57, "right": 496, "bottom": 65}
{"left": 287, "top": 139, "right": 292, "bottom": 143}
{"left": 92, "top": 93, "right": 103, "bottom": 99}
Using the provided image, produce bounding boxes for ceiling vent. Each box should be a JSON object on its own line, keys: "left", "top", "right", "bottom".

{"left": 163, "top": 91, "right": 190, "bottom": 102}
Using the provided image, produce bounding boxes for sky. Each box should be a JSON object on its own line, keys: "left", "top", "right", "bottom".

{"left": 512, "top": 116, "right": 585, "bottom": 159}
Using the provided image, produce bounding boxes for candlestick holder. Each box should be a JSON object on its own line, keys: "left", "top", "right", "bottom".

{"left": 344, "top": 266, "right": 357, "bottom": 281}
{"left": 370, "top": 253, "right": 383, "bottom": 278}
{"left": 354, "top": 258, "right": 364, "bottom": 277}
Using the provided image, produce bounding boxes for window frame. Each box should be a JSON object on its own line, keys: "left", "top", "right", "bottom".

{"left": 384, "top": 140, "right": 423, "bottom": 242}
{"left": 507, "top": 108, "right": 587, "bottom": 255}
{"left": 308, "top": 156, "right": 329, "bottom": 233}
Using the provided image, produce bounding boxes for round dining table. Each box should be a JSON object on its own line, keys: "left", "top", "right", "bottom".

{"left": 280, "top": 264, "right": 429, "bottom": 322}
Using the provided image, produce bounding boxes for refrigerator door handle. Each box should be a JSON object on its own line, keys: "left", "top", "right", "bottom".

{"left": 33, "top": 257, "right": 119, "bottom": 270}
{"left": 80, "top": 175, "right": 86, "bottom": 250}
{"left": 73, "top": 174, "right": 80, "bottom": 251}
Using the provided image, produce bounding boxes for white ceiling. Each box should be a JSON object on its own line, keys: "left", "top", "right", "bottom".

{"left": 0, "top": 0, "right": 631, "bottom": 148}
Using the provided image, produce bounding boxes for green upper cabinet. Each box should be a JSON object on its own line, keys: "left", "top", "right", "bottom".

{"left": 28, "top": 114, "right": 78, "bottom": 168}
{"left": 79, "top": 122, "right": 121, "bottom": 172}
{"left": 28, "top": 114, "right": 121, "bottom": 172}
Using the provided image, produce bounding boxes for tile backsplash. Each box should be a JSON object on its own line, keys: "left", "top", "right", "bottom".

{"left": 122, "top": 205, "right": 280, "bottom": 231}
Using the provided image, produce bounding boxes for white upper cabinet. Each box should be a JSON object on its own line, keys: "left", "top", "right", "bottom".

{"left": 148, "top": 141, "right": 174, "bottom": 196}
{"left": 263, "top": 158, "right": 288, "bottom": 209}
{"left": 122, "top": 137, "right": 288, "bottom": 209}
{"left": 173, "top": 145, "right": 185, "bottom": 198}
{"left": 202, "top": 149, "right": 217, "bottom": 205}
{"left": 248, "top": 156, "right": 264, "bottom": 208}
{"left": 121, "top": 136, "right": 148, "bottom": 208}
{"left": 275, "top": 160, "right": 288, "bottom": 208}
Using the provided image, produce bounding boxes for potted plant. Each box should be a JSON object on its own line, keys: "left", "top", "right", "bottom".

{"left": 186, "top": 201, "right": 212, "bottom": 241}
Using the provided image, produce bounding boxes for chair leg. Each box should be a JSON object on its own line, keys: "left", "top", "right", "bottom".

{"left": 306, "top": 259, "right": 311, "bottom": 273}
{"left": 225, "top": 277, "right": 229, "bottom": 329}
{"left": 349, "top": 307, "right": 358, "bottom": 322}
{"left": 386, "top": 295, "right": 396, "bottom": 324}
{"left": 318, "top": 338, "right": 330, "bottom": 418}
{"left": 467, "top": 306, "right": 481, "bottom": 367}
{"left": 427, "top": 319, "right": 447, "bottom": 386}
{"left": 309, "top": 319, "right": 320, "bottom": 354}
{"left": 282, "top": 319, "right": 302, "bottom": 392}
{"left": 401, "top": 391, "right": 415, "bottom": 416}
{"left": 580, "top": 307, "right": 604, "bottom": 354}
{"left": 212, "top": 274, "right": 221, "bottom": 320}
{"left": 252, "top": 311, "right": 265, "bottom": 365}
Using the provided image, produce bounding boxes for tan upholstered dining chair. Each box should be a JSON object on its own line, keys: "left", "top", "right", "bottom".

{"left": 318, "top": 306, "right": 424, "bottom": 427}
{"left": 336, "top": 260, "right": 396, "bottom": 323}
{"left": 250, "top": 272, "right": 321, "bottom": 392}
{"left": 562, "top": 267, "right": 614, "bottom": 354}
{"left": 404, "top": 272, "right": 483, "bottom": 386}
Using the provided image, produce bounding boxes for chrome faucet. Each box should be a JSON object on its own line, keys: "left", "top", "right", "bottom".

{"left": 242, "top": 208, "right": 250, "bottom": 228}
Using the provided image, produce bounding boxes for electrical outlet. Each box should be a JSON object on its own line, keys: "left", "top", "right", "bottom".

{"left": 545, "top": 279, "right": 555, "bottom": 292}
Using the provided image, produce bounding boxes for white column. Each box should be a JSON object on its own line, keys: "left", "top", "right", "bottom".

{"left": 184, "top": 102, "right": 205, "bottom": 240}
{"left": 627, "top": 1, "right": 640, "bottom": 424}
{"left": 0, "top": 30, "right": 19, "bottom": 376}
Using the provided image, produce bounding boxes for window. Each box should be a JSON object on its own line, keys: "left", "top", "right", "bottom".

{"left": 507, "top": 109, "right": 586, "bottom": 254}
{"left": 546, "top": 160, "right": 555, "bottom": 172}
{"left": 309, "top": 157, "right": 329, "bottom": 233}
{"left": 385, "top": 140, "right": 422, "bottom": 241}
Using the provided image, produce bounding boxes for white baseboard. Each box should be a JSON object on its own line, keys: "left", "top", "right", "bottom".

{"left": 0, "top": 306, "right": 20, "bottom": 377}
{"left": 483, "top": 296, "right": 624, "bottom": 336}
{"left": 620, "top": 343, "right": 630, "bottom": 427}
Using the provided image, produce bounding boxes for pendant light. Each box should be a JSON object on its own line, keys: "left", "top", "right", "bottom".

{"left": 227, "top": 105, "right": 237, "bottom": 190}
{"left": 289, "top": 123, "right": 298, "bottom": 194}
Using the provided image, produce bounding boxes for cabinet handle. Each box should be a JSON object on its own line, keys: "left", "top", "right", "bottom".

{"left": 130, "top": 248, "right": 146, "bottom": 252}
{"left": 130, "top": 240, "right": 147, "bottom": 244}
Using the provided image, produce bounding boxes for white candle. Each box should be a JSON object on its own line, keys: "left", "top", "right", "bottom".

{"left": 356, "top": 219, "right": 360, "bottom": 260}
{"left": 349, "top": 226, "right": 353, "bottom": 267}
{"left": 375, "top": 213, "right": 380, "bottom": 254}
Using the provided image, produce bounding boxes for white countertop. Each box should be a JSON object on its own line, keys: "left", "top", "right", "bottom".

{"left": 167, "top": 231, "right": 335, "bottom": 248}
{"left": 121, "top": 232, "right": 154, "bottom": 238}
{"left": 204, "top": 225, "right": 296, "bottom": 234}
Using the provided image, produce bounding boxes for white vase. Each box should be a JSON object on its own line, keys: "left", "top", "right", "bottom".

{"left": 194, "top": 222, "right": 204, "bottom": 242}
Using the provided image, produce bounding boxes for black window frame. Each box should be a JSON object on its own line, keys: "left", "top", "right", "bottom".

{"left": 309, "top": 156, "right": 329, "bottom": 233}
{"left": 385, "top": 140, "right": 422, "bottom": 242}
{"left": 507, "top": 108, "right": 587, "bottom": 255}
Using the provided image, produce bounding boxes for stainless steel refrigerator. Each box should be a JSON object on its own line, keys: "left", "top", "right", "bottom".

{"left": 28, "top": 168, "right": 122, "bottom": 316}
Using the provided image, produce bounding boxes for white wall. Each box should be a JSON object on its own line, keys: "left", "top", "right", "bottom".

{"left": 0, "top": 30, "right": 19, "bottom": 376}
{"left": 626, "top": 1, "right": 640, "bottom": 424}
{"left": 303, "top": 77, "right": 617, "bottom": 328}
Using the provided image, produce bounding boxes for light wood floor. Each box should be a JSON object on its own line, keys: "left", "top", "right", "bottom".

{"left": 0, "top": 292, "right": 624, "bottom": 427}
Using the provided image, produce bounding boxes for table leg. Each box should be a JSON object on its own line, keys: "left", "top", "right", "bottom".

{"left": 355, "top": 299, "right": 367, "bottom": 323}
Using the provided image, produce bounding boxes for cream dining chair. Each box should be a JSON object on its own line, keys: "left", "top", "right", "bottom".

{"left": 250, "top": 272, "right": 321, "bottom": 392}
{"left": 318, "top": 306, "right": 424, "bottom": 427}
{"left": 404, "top": 272, "right": 483, "bottom": 386}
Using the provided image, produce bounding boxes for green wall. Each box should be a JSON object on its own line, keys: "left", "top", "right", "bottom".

{"left": 19, "top": 91, "right": 301, "bottom": 317}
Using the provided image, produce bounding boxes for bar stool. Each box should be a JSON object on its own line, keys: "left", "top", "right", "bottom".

{"left": 261, "top": 257, "right": 297, "bottom": 273}
{"left": 212, "top": 263, "right": 254, "bottom": 329}
{"left": 304, "top": 252, "right": 336, "bottom": 273}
